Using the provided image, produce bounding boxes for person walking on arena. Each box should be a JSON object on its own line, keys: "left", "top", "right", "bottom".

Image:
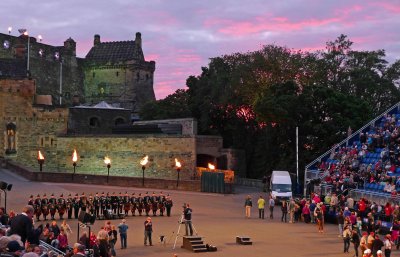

{"left": 257, "top": 195, "right": 265, "bottom": 219}
{"left": 281, "top": 200, "right": 288, "bottom": 223}
{"left": 118, "top": 219, "right": 129, "bottom": 249}
{"left": 244, "top": 195, "right": 252, "bottom": 218}
{"left": 144, "top": 217, "right": 153, "bottom": 246}
{"left": 183, "top": 203, "right": 193, "bottom": 236}
{"left": 268, "top": 194, "right": 275, "bottom": 219}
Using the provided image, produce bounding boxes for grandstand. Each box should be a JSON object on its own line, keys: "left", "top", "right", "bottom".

{"left": 304, "top": 102, "right": 400, "bottom": 205}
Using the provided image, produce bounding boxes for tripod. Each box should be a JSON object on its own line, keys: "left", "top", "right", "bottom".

{"left": 172, "top": 214, "right": 198, "bottom": 249}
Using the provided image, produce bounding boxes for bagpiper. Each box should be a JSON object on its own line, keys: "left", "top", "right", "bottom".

{"left": 144, "top": 192, "right": 151, "bottom": 216}
{"left": 130, "top": 193, "right": 137, "bottom": 216}
{"left": 165, "top": 194, "right": 173, "bottom": 217}
{"left": 41, "top": 194, "right": 49, "bottom": 221}
{"left": 137, "top": 193, "right": 144, "bottom": 216}
{"left": 151, "top": 192, "right": 158, "bottom": 216}
{"left": 66, "top": 193, "right": 73, "bottom": 219}
{"left": 123, "top": 192, "right": 130, "bottom": 216}
{"left": 73, "top": 193, "right": 80, "bottom": 219}
{"left": 158, "top": 191, "right": 166, "bottom": 216}
{"left": 49, "top": 193, "right": 57, "bottom": 220}
{"left": 57, "top": 194, "right": 66, "bottom": 220}
{"left": 118, "top": 192, "right": 124, "bottom": 214}
{"left": 100, "top": 192, "right": 107, "bottom": 217}
{"left": 105, "top": 192, "right": 112, "bottom": 215}
{"left": 34, "top": 194, "right": 42, "bottom": 221}
{"left": 111, "top": 192, "right": 118, "bottom": 215}
{"left": 80, "top": 192, "right": 87, "bottom": 212}
{"left": 93, "top": 192, "right": 100, "bottom": 217}
{"left": 88, "top": 193, "right": 95, "bottom": 215}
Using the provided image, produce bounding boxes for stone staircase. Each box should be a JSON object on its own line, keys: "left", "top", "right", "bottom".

{"left": 236, "top": 236, "right": 252, "bottom": 245}
{"left": 182, "top": 236, "right": 208, "bottom": 253}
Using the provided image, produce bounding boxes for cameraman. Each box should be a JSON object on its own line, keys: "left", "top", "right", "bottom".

{"left": 183, "top": 204, "right": 193, "bottom": 236}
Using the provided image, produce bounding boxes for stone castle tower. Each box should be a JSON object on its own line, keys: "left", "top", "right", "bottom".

{"left": 0, "top": 32, "right": 156, "bottom": 113}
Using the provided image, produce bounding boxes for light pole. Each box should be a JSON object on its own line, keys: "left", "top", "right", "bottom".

{"left": 37, "top": 150, "right": 45, "bottom": 172}
{"left": 140, "top": 155, "right": 149, "bottom": 187}
{"left": 104, "top": 156, "right": 111, "bottom": 183}
{"left": 175, "top": 158, "right": 182, "bottom": 187}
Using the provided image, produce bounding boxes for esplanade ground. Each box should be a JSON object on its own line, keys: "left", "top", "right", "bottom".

{"left": 3, "top": 168, "right": 347, "bottom": 257}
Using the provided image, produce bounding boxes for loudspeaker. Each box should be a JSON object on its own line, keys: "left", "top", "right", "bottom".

{"left": 78, "top": 211, "right": 96, "bottom": 224}
{"left": 6, "top": 184, "right": 12, "bottom": 191}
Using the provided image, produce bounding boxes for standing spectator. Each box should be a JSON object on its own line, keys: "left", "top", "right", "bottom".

{"left": 108, "top": 225, "right": 117, "bottom": 257}
{"left": 60, "top": 220, "right": 73, "bottom": 240}
{"left": 183, "top": 204, "right": 193, "bottom": 236}
{"left": 309, "top": 200, "right": 316, "bottom": 224}
{"left": 302, "top": 203, "right": 311, "bottom": 223}
{"left": 144, "top": 217, "right": 153, "bottom": 246}
{"left": 351, "top": 230, "right": 361, "bottom": 257}
{"left": 49, "top": 221, "right": 60, "bottom": 239}
{"left": 343, "top": 225, "right": 351, "bottom": 253}
{"left": 257, "top": 196, "right": 265, "bottom": 219}
{"left": 372, "top": 234, "right": 383, "bottom": 257}
{"left": 314, "top": 203, "right": 324, "bottom": 233}
{"left": 97, "top": 230, "right": 110, "bottom": 257}
{"left": 9, "top": 205, "right": 35, "bottom": 244}
{"left": 79, "top": 231, "right": 90, "bottom": 249}
{"left": 360, "top": 232, "right": 368, "bottom": 254}
{"left": 337, "top": 211, "right": 345, "bottom": 238}
{"left": 268, "top": 195, "right": 275, "bottom": 219}
{"left": 117, "top": 219, "right": 128, "bottom": 249}
{"left": 57, "top": 229, "right": 68, "bottom": 253}
{"left": 289, "top": 199, "right": 296, "bottom": 223}
{"left": 281, "top": 200, "right": 288, "bottom": 223}
{"left": 244, "top": 196, "right": 252, "bottom": 219}
{"left": 383, "top": 234, "right": 394, "bottom": 257}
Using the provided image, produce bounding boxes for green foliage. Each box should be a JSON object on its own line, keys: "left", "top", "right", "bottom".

{"left": 142, "top": 35, "right": 400, "bottom": 179}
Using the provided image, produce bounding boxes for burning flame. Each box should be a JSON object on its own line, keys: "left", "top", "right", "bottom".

{"left": 140, "top": 155, "right": 149, "bottom": 166}
{"left": 72, "top": 149, "right": 78, "bottom": 163}
{"left": 104, "top": 156, "right": 111, "bottom": 165}
{"left": 175, "top": 158, "right": 182, "bottom": 168}
{"left": 38, "top": 150, "right": 45, "bottom": 160}
{"left": 208, "top": 163, "right": 216, "bottom": 170}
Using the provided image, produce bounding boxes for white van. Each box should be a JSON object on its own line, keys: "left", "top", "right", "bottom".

{"left": 270, "top": 170, "right": 292, "bottom": 202}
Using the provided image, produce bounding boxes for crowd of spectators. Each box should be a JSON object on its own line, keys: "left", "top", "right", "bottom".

{"left": 315, "top": 113, "right": 400, "bottom": 196}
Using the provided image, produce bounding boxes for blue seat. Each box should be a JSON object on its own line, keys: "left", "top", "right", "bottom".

{"left": 378, "top": 185, "right": 384, "bottom": 191}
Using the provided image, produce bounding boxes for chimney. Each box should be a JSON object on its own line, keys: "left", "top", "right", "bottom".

{"left": 135, "top": 32, "right": 142, "bottom": 48}
{"left": 94, "top": 34, "right": 101, "bottom": 46}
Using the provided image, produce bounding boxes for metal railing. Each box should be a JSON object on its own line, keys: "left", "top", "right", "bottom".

{"left": 39, "top": 240, "right": 66, "bottom": 257}
{"left": 348, "top": 189, "right": 400, "bottom": 206}
{"left": 303, "top": 101, "right": 400, "bottom": 196}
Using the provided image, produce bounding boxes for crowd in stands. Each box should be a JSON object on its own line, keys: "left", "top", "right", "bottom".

{"left": 316, "top": 113, "right": 400, "bottom": 196}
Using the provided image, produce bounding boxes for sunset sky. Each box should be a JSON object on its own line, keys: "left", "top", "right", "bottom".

{"left": 1, "top": 1, "right": 399, "bottom": 99}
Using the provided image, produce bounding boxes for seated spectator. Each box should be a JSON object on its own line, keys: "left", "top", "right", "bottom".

{"left": 4, "top": 240, "right": 25, "bottom": 257}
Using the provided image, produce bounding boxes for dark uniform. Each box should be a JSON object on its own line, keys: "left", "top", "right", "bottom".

{"left": 41, "top": 194, "right": 49, "bottom": 220}
{"left": 57, "top": 194, "right": 66, "bottom": 220}
{"left": 28, "top": 195, "right": 34, "bottom": 206}
{"left": 93, "top": 193, "right": 100, "bottom": 217}
{"left": 80, "top": 193, "right": 87, "bottom": 213}
{"left": 165, "top": 195, "right": 173, "bottom": 217}
{"left": 73, "top": 193, "right": 80, "bottom": 219}
{"left": 118, "top": 192, "right": 123, "bottom": 214}
{"left": 130, "top": 193, "right": 137, "bottom": 216}
{"left": 137, "top": 193, "right": 144, "bottom": 216}
{"left": 159, "top": 192, "right": 166, "bottom": 216}
{"left": 88, "top": 194, "right": 94, "bottom": 215}
{"left": 66, "top": 194, "right": 73, "bottom": 219}
{"left": 144, "top": 192, "right": 151, "bottom": 216}
{"left": 123, "top": 192, "right": 130, "bottom": 216}
{"left": 111, "top": 192, "right": 118, "bottom": 215}
{"left": 34, "top": 194, "right": 42, "bottom": 221}
{"left": 49, "top": 194, "right": 57, "bottom": 220}
{"left": 151, "top": 192, "right": 158, "bottom": 216}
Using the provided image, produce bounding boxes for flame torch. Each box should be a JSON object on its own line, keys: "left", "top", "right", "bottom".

{"left": 175, "top": 158, "right": 182, "bottom": 187}
{"left": 104, "top": 156, "right": 111, "bottom": 183}
{"left": 72, "top": 149, "right": 78, "bottom": 181}
{"left": 37, "top": 150, "right": 45, "bottom": 172}
{"left": 140, "top": 155, "right": 149, "bottom": 187}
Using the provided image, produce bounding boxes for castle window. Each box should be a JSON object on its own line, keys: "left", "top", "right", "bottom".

{"left": 116, "top": 71, "right": 119, "bottom": 77}
{"left": 114, "top": 118, "right": 125, "bottom": 126}
{"left": 89, "top": 117, "right": 100, "bottom": 128}
{"left": 5, "top": 123, "right": 17, "bottom": 154}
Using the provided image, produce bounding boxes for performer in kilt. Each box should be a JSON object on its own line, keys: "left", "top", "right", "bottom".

{"left": 66, "top": 193, "right": 73, "bottom": 219}
{"left": 137, "top": 193, "right": 144, "bottom": 216}
{"left": 144, "top": 192, "right": 151, "bottom": 216}
{"left": 165, "top": 195, "right": 173, "bottom": 217}
{"left": 73, "top": 193, "right": 80, "bottom": 219}
{"left": 93, "top": 192, "right": 100, "bottom": 217}
{"left": 34, "top": 194, "right": 42, "bottom": 221}
{"left": 57, "top": 194, "right": 66, "bottom": 220}
{"left": 123, "top": 192, "right": 130, "bottom": 216}
{"left": 80, "top": 192, "right": 87, "bottom": 213}
{"left": 158, "top": 192, "right": 166, "bottom": 216}
{"left": 41, "top": 194, "right": 49, "bottom": 221}
{"left": 130, "top": 193, "right": 137, "bottom": 216}
{"left": 151, "top": 192, "right": 158, "bottom": 216}
{"left": 111, "top": 192, "right": 118, "bottom": 215}
{"left": 118, "top": 192, "right": 124, "bottom": 214}
{"left": 88, "top": 193, "right": 95, "bottom": 215}
{"left": 49, "top": 193, "right": 57, "bottom": 220}
{"left": 105, "top": 192, "right": 112, "bottom": 215}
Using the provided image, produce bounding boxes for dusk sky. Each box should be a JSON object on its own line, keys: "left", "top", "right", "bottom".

{"left": 1, "top": 1, "right": 399, "bottom": 99}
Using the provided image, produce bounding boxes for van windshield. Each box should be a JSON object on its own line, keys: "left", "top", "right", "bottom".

{"left": 272, "top": 184, "right": 291, "bottom": 192}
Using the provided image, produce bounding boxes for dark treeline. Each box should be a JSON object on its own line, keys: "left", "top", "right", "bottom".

{"left": 140, "top": 35, "right": 400, "bottom": 180}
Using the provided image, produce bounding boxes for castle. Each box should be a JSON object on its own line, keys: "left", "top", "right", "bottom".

{"left": 0, "top": 32, "right": 155, "bottom": 112}
{"left": 0, "top": 31, "right": 245, "bottom": 184}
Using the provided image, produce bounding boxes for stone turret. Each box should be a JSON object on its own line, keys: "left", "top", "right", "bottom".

{"left": 135, "top": 32, "right": 142, "bottom": 48}
{"left": 64, "top": 37, "right": 76, "bottom": 56}
{"left": 94, "top": 34, "right": 101, "bottom": 46}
